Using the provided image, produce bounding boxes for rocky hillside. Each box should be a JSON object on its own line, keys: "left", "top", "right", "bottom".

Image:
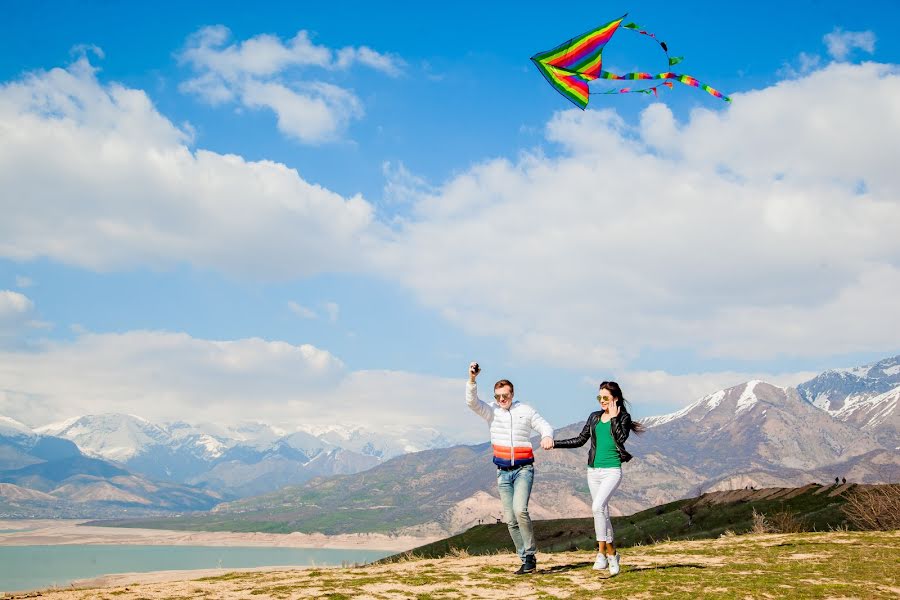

{"left": 0, "top": 418, "right": 221, "bottom": 518}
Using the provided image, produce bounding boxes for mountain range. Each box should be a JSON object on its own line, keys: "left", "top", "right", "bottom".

{"left": 796, "top": 354, "right": 899, "bottom": 449}
{"left": 4, "top": 355, "right": 898, "bottom": 529}
{"left": 0, "top": 413, "right": 455, "bottom": 517}
{"left": 0, "top": 416, "right": 222, "bottom": 518}
{"left": 120, "top": 355, "right": 899, "bottom": 536}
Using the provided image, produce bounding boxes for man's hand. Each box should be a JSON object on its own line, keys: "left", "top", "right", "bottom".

{"left": 540, "top": 437, "right": 554, "bottom": 450}
{"left": 469, "top": 362, "right": 480, "bottom": 383}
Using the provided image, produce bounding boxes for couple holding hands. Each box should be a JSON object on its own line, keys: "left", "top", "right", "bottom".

{"left": 465, "top": 361, "right": 642, "bottom": 576}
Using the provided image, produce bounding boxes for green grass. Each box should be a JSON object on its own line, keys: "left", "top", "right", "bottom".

{"left": 384, "top": 483, "right": 857, "bottom": 560}
{"left": 37, "top": 531, "right": 900, "bottom": 600}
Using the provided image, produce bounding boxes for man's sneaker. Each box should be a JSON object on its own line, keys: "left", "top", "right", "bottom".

{"left": 608, "top": 552, "right": 620, "bottom": 576}
{"left": 515, "top": 556, "right": 537, "bottom": 575}
{"left": 592, "top": 552, "right": 608, "bottom": 570}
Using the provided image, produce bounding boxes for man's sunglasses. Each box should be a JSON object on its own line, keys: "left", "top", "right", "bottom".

{"left": 494, "top": 393, "right": 513, "bottom": 400}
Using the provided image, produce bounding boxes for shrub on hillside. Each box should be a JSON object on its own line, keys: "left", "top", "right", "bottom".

{"left": 750, "top": 508, "right": 806, "bottom": 534}
{"left": 842, "top": 484, "right": 900, "bottom": 531}
{"left": 750, "top": 508, "right": 773, "bottom": 534}
{"left": 768, "top": 510, "right": 807, "bottom": 534}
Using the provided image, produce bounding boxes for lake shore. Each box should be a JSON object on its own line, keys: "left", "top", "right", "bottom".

{"left": 0, "top": 520, "right": 438, "bottom": 551}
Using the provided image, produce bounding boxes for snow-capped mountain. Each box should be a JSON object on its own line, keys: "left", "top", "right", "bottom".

{"left": 832, "top": 386, "right": 900, "bottom": 449}
{"left": 797, "top": 355, "right": 900, "bottom": 412}
{"left": 797, "top": 355, "right": 900, "bottom": 449}
{"left": 1, "top": 416, "right": 81, "bottom": 472}
{"left": 0, "top": 415, "right": 35, "bottom": 439}
{"left": 311, "top": 425, "right": 454, "bottom": 459}
{"left": 638, "top": 380, "right": 881, "bottom": 474}
{"left": 26, "top": 413, "right": 457, "bottom": 499}
{"left": 0, "top": 420, "right": 221, "bottom": 517}
{"left": 37, "top": 414, "right": 172, "bottom": 463}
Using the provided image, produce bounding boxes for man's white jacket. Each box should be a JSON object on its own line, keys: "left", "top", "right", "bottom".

{"left": 466, "top": 381, "right": 553, "bottom": 468}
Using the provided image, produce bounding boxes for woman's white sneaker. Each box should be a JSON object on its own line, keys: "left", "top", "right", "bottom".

{"left": 607, "top": 553, "right": 620, "bottom": 576}
{"left": 592, "top": 552, "right": 608, "bottom": 570}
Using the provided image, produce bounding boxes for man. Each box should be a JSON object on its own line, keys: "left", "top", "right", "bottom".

{"left": 466, "top": 361, "right": 554, "bottom": 574}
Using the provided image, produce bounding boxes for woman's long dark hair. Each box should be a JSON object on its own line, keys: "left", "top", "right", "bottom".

{"left": 599, "top": 381, "right": 644, "bottom": 433}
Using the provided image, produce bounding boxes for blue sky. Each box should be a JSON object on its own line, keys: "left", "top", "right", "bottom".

{"left": 1, "top": 1, "right": 899, "bottom": 440}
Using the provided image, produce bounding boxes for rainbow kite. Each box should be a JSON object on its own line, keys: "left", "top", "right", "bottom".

{"left": 531, "top": 14, "right": 730, "bottom": 109}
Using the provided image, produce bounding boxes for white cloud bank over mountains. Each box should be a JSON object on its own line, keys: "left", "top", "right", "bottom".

{"left": 0, "top": 330, "right": 475, "bottom": 439}
{"left": 2, "top": 48, "right": 899, "bottom": 430}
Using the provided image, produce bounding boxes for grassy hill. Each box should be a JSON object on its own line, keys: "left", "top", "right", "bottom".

{"left": 388, "top": 482, "right": 874, "bottom": 560}
{"left": 30, "top": 530, "right": 900, "bottom": 599}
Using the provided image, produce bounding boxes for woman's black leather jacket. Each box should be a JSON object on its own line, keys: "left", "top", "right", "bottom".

{"left": 554, "top": 408, "right": 634, "bottom": 464}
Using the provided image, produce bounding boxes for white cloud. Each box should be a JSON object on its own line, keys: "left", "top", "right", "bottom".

{"left": 0, "top": 290, "right": 33, "bottom": 319}
{"left": 288, "top": 301, "right": 317, "bottom": 319}
{"left": 241, "top": 79, "right": 363, "bottom": 143}
{"left": 323, "top": 301, "right": 340, "bottom": 323}
{"left": 14, "top": 276, "right": 34, "bottom": 288}
{"left": 0, "top": 290, "right": 35, "bottom": 342}
{"left": 824, "top": 28, "right": 876, "bottom": 61}
{"left": 0, "top": 57, "right": 379, "bottom": 277}
{"left": 0, "top": 330, "right": 483, "bottom": 440}
{"left": 382, "top": 161, "right": 434, "bottom": 206}
{"left": 335, "top": 46, "right": 404, "bottom": 76}
{"left": 374, "top": 61, "right": 900, "bottom": 365}
{"left": 777, "top": 51, "right": 822, "bottom": 79}
{"left": 178, "top": 26, "right": 403, "bottom": 143}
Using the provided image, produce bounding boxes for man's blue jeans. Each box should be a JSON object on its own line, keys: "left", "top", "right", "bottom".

{"left": 497, "top": 463, "right": 535, "bottom": 561}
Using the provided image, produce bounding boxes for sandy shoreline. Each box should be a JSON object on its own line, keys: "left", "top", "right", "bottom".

{"left": 70, "top": 565, "right": 319, "bottom": 590}
{"left": 0, "top": 520, "right": 438, "bottom": 551}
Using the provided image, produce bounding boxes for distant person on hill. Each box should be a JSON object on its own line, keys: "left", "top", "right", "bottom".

{"left": 550, "top": 381, "right": 643, "bottom": 577}
{"left": 466, "top": 361, "right": 554, "bottom": 575}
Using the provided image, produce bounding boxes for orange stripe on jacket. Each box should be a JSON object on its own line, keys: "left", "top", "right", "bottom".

{"left": 492, "top": 445, "right": 535, "bottom": 460}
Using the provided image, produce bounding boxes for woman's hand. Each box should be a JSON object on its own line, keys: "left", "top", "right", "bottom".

{"left": 606, "top": 400, "right": 620, "bottom": 418}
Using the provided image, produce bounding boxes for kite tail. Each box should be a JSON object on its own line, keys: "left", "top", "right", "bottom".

{"left": 596, "top": 81, "right": 675, "bottom": 97}
{"left": 622, "top": 21, "right": 684, "bottom": 67}
{"left": 597, "top": 70, "right": 731, "bottom": 101}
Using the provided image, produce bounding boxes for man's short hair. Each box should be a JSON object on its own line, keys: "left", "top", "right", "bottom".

{"left": 494, "top": 379, "right": 514, "bottom": 394}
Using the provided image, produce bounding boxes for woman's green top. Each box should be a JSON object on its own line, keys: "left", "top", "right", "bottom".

{"left": 592, "top": 418, "right": 622, "bottom": 468}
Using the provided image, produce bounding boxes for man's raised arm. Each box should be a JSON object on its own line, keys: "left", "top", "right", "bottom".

{"left": 466, "top": 361, "right": 493, "bottom": 423}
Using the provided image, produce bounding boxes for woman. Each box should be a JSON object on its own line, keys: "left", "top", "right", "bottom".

{"left": 552, "top": 381, "right": 642, "bottom": 576}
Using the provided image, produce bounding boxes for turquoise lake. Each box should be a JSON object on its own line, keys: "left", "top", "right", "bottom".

{"left": 0, "top": 545, "right": 390, "bottom": 593}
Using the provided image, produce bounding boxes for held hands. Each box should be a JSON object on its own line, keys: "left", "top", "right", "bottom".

{"left": 468, "top": 361, "right": 480, "bottom": 383}
{"left": 540, "top": 436, "right": 554, "bottom": 450}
